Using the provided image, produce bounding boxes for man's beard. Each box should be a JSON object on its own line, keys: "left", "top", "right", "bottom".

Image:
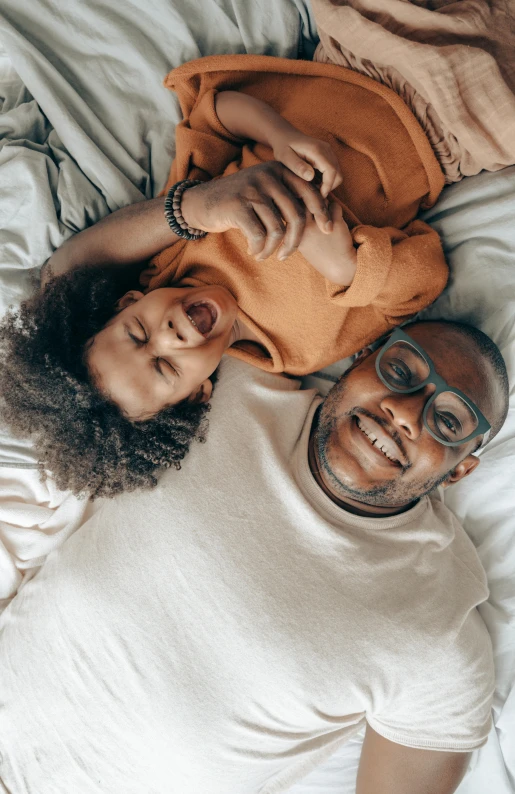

{"left": 315, "top": 377, "right": 450, "bottom": 507}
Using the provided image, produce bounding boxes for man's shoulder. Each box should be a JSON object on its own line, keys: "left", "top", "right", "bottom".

{"left": 211, "top": 356, "right": 314, "bottom": 419}
{"left": 368, "top": 494, "right": 490, "bottom": 649}
{"left": 425, "top": 490, "right": 489, "bottom": 593}
{"left": 195, "top": 357, "right": 321, "bottom": 466}
{"left": 372, "top": 496, "right": 494, "bottom": 739}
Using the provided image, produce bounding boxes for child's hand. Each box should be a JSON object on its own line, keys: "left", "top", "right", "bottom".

{"left": 214, "top": 92, "right": 342, "bottom": 200}
{"left": 296, "top": 201, "right": 357, "bottom": 286}
{"left": 272, "top": 131, "right": 343, "bottom": 199}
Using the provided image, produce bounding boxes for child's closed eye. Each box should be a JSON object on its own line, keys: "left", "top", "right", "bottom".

{"left": 126, "top": 318, "right": 149, "bottom": 345}
{"left": 154, "top": 357, "right": 179, "bottom": 378}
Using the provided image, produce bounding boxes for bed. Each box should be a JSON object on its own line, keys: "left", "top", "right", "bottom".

{"left": 0, "top": 1, "right": 514, "bottom": 792}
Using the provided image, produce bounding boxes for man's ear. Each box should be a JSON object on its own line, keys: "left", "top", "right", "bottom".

{"left": 115, "top": 290, "right": 145, "bottom": 313}
{"left": 187, "top": 379, "right": 213, "bottom": 405}
{"left": 441, "top": 454, "right": 480, "bottom": 489}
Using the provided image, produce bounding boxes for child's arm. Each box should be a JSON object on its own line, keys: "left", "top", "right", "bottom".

{"left": 326, "top": 221, "right": 448, "bottom": 317}
{"left": 297, "top": 202, "right": 357, "bottom": 286}
{"left": 215, "top": 91, "right": 343, "bottom": 199}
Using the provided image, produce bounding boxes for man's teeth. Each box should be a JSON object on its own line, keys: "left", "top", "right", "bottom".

{"left": 357, "top": 418, "right": 399, "bottom": 463}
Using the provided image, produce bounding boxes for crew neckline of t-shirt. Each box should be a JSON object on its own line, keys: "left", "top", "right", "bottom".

{"left": 293, "top": 397, "right": 430, "bottom": 530}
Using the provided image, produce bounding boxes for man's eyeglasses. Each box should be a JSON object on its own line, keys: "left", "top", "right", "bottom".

{"left": 375, "top": 328, "right": 491, "bottom": 448}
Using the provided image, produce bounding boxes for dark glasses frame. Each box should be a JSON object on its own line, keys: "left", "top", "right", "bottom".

{"left": 375, "top": 328, "right": 491, "bottom": 448}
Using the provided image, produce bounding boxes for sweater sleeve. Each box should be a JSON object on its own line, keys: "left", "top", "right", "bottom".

{"left": 143, "top": 88, "right": 246, "bottom": 290}
{"left": 168, "top": 88, "right": 244, "bottom": 186}
{"left": 326, "top": 220, "right": 448, "bottom": 320}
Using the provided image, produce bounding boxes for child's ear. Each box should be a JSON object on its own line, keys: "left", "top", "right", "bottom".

{"left": 115, "top": 290, "right": 145, "bottom": 313}
{"left": 188, "top": 379, "right": 213, "bottom": 405}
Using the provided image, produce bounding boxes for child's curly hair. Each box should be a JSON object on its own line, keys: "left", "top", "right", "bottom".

{"left": 0, "top": 265, "right": 215, "bottom": 499}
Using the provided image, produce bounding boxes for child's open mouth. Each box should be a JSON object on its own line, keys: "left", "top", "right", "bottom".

{"left": 184, "top": 300, "right": 218, "bottom": 337}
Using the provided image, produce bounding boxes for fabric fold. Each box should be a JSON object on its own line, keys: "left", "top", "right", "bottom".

{"left": 312, "top": 0, "right": 515, "bottom": 183}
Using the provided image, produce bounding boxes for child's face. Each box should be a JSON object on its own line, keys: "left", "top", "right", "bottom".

{"left": 86, "top": 285, "right": 238, "bottom": 420}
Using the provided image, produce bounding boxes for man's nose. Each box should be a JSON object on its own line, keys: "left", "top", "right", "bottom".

{"left": 380, "top": 386, "right": 435, "bottom": 441}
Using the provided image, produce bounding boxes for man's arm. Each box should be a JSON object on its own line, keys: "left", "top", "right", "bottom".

{"left": 42, "top": 161, "right": 331, "bottom": 287}
{"left": 356, "top": 724, "right": 470, "bottom": 794}
{"left": 42, "top": 197, "right": 177, "bottom": 286}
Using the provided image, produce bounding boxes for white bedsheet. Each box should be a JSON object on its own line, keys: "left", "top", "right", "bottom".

{"left": 0, "top": 2, "right": 514, "bottom": 792}
{"left": 420, "top": 168, "right": 515, "bottom": 794}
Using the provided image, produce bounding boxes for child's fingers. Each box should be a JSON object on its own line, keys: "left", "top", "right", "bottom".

{"left": 329, "top": 201, "right": 343, "bottom": 222}
{"left": 324, "top": 170, "right": 343, "bottom": 198}
{"left": 331, "top": 171, "right": 344, "bottom": 193}
{"left": 300, "top": 147, "right": 343, "bottom": 198}
{"left": 320, "top": 165, "right": 338, "bottom": 199}
{"left": 322, "top": 159, "right": 344, "bottom": 198}
{"left": 279, "top": 147, "right": 316, "bottom": 182}
{"left": 281, "top": 168, "right": 333, "bottom": 237}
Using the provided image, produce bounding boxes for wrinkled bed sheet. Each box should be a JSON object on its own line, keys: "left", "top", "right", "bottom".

{"left": 0, "top": 1, "right": 514, "bottom": 793}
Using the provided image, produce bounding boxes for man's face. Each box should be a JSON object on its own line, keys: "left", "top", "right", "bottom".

{"left": 314, "top": 323, "right": 499, "bottom": 510}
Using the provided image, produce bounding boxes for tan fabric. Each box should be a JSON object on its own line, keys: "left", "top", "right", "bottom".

{"left": 0, "top": 359, "right": 495, "bottom": 794}
{"left": 312, "top": 0, "right": 515, "bottom": 183}
{"left": 142, "top": 55, "right": 447, "bottom": 375}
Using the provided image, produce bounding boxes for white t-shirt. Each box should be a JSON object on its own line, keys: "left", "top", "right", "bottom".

{"left": 0, "top": 358, "right": 494, "bottom": 794}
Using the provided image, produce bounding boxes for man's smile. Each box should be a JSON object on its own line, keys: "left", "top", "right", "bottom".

{"left": 356, "top": 415, "right": 402, "bottom": 464}
{"left": 350, "top": 411, "right": 409, "bottom": 470}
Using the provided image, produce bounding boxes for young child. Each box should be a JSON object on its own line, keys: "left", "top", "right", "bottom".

{"left": 0, "top": 55, "right": 448, "bottom": 498}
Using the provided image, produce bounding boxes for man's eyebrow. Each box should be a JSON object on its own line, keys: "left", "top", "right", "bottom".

{"left": 437, "top": 377, "right": 480, "bottom": 422}
{"left": 419, "top": 346, "right": 481, "bottom": 421}
{"left": 461, "top": 396, "right": 479, "bottom": 423}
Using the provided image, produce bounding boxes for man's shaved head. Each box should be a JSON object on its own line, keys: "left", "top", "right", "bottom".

{"left": 404, "top": 319, "right": 509, "bottom": 444}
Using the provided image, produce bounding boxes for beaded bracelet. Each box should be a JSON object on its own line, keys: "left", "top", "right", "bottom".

{"left": 164, "top": 179, "right": 207, "bottom": 241}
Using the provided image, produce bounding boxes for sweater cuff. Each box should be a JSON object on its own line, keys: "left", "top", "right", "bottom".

{"left": 326, "top": 226, "right": 399, "bottom": 307}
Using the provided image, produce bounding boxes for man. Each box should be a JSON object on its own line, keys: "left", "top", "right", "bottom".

{"left": 0, "top": 304, "right": 509, "bottom": 792}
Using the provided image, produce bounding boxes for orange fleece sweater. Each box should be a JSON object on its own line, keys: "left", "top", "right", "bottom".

{"left": 141, "top": 55, "right": 447, "bottom": 375}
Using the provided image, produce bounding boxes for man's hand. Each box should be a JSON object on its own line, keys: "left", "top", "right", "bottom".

{"left": 42, "top": 161, "right": 333, "bottom": 285}
{"left": 181, "top": 161, "right": 333, "bottom": 261}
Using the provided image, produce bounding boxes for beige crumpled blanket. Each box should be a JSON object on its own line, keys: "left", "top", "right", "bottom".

{"left": 312, "top": 0, "right": 515, "bottom": 183}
